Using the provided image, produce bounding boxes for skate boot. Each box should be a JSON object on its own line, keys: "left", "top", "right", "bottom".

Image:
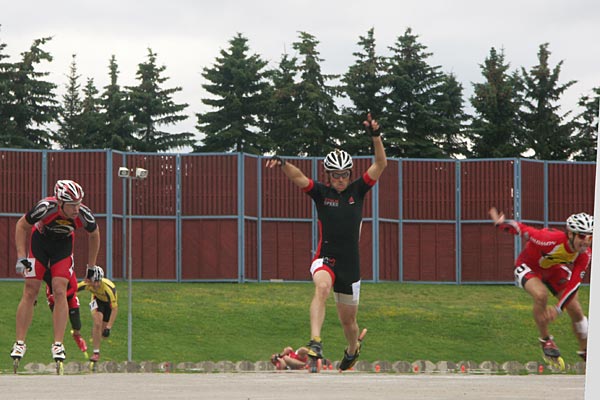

{"left": 51, "top": 342, "right": 66, "bottom": 375}
{"left": 89, "top": 351, "right": 100, "bottom": 372}
{"left": 539, "top": 336, "right": 565, "bottom": 371}
{"left": 10, "top": 341, "right": 26, "bottom": 374}
{"left": 339, "top": 328, "right": 368, "bottom": 372}
{"left": 270, "top": 354, "right": 281, "bottom": 369}
{"left": 72, "top": 331, "right": 88, "bottom": 353}
{"left": 339, "top": 344, "right": 361, "bottom": 371}
{"left": 306, "top": 338, "right": 324, "bottom": 373}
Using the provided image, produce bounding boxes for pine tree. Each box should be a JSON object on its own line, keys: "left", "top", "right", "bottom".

{"left": 0, "top": 30, "right": 19, "bottom": 147}
{"left": 100, "top": 55, "right": 136, "bottom": 150}
{"left": 265, "top": 53, "right": 302, "bottom": 155}
{"left": 385, "top": 28, "right": 447, "bottom": 158}
{"left": 435, "top": 73, "right": 469, "bottom": 158}
{"left": 55, "top": 54, "right": 84, "bottom": 149}
{"left": 292, "top": 31, "right": 342, "bottom": 156}
{"left": 196, "top": 33, "right": 272, "bottom": 154}
{"left": 7, "top": 37, "right": 58, "bottom": 148}
{"left": 79, "top": 78, "right": 105, "bottom": 148}
{"left": 519, "top": 43, "right": 576, "bottom": 160}
{"left": 469, "top": 47, "right": 525, "bottom": 158}
{"left": 128, "top": 48, "right": 194, "bottom": 152}
{"left": 571, "top": 87, "right": 599, "bottom": 161}
{"left": 341, "top": 28, "right": 386, "bottom": 155}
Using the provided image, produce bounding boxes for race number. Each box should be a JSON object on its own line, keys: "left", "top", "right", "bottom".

{"left": 24, "top": 258, "right": 37, "bottom": 278}
{"left": 89, "top": 299, "right": 98, "bottom": 311}
{"left": 514, "top": 264, "right": 532, "bottom": 288}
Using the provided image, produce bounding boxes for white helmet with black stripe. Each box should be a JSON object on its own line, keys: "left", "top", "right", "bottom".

{"left": 566, "top": 212, "right": 593, "bottom": 234}
{"left": 324, "top": 149, "right": 353, "bottom": 171}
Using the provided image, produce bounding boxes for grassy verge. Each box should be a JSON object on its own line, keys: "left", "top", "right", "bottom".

{"left": 0, "top": 281, "right": 589, "bottom": 372}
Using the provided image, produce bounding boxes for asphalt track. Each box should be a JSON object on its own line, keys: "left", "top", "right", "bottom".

{"left": 0, "top": 372, "right": 586, "bottom": 399}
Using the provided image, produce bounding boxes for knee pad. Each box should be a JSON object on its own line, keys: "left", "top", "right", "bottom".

{"left": 574, "top": 316, "right": 588, "bottom": 339}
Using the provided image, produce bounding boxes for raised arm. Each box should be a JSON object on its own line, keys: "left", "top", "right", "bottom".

{"left": 266, "top": 156, "right": 310, "bottom": 190}
{"left": 364, "top": 114, "right": 387, "bottom": 181}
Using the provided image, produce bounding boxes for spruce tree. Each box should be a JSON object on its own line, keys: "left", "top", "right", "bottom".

{"left": 128, "top": 48, "right": 194, "bottom": 152}
{"left": 265, "top": 53, "right": 302, "bottom": 156}
{"left": 9, "top": 37, "right": 58, "bottom": 148}
{"left": 469, "top": 47, "right": 524, "bottom": 158}
{"left": 519, "top": 43, "right": 576, "bottom": 160}
{"left": 196, "top": 33, "right": 272, "bottom": 154}
{"left": 384, "top": 28, "right": 447, "bottom": 158}
{"left": 56, "top": 54, "right": 84, "bottom": 149}
{"left": 571, "top": 87, "right": 599, "bottom": 161}
{"left": 341, "top": 28, "right": 386, "bottom": 155}
{"left": 0, "top": 30, "right": 19, "bottom": 147}
{"left": 435, "top": 73, "right": 469, "bottom": 158}
{"left": 79, "top": 78, "right": 105, "bottom": 148}
{"left": 100, "top": 55, "right": 136, "bottom": 150}
{"left": 292, "top": 31, "right": 341, "bottom": 156}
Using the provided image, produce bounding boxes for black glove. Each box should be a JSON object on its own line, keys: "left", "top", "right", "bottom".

{"left": 15, "top": 258, "right": 32, "bottom": 275}
{"left": 363, "top": 113, "right": 381, "bottom": 137}
{"left": 271, "top": 155, "right": 286, "bottom": 167}
{"left": 102, "top": 328, "right": 111, "bottom": 338}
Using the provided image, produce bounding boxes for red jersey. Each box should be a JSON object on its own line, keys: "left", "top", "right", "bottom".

{"left": 498, "top": 220, "right": 591, "bottom": 310}
{"left": 25, "top": 196, "right": 97, "bottom": 240}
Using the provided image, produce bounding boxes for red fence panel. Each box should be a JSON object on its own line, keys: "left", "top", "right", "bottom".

{"left": 0, "top": 150, "right": 42, "bottom": 213}
{"left": 402, "top": 223, "right": 456, "bottom": 282}
{"left": 461, "top": 160, "right": 515, "bottom": 220}
{"left": 181, "top": 154, "right": 238, "bottom": 216}
{"left": 181, "top": 219, "right": 238, "bottom": 279}
{"left": 261, "top": 221, "right": 313, "bottom": 280}
{"left": 47, "top": 151, "right": 107, "bottom": 213}
{"left": 520, "top": 160, "right": 545, "bottom": 221}
{"left": 262, "top": 158, "right": 313, "bottom": 219}
{"left": 548, "top": 162, "right": 595, "bottom": 221}
{"left": 403, "top": 160, "right": 456, "bottom": 221}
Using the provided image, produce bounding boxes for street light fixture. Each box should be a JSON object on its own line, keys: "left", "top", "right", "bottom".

{"left": 118, "top": 166, "right": 148, "bottom": 362}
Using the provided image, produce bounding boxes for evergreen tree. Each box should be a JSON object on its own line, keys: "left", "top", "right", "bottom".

{"left": 196, "top": 33, "right": 272, "bottom": 154}
{"left": 127, "top": 48, "right": 194, "bottom": 152}
{"left": 571, "top": 87, "right": 599, "bottom": 161}
{"left": 79, "top": 78, "right": 105, "bottom": 148}
{"left": 0, "top": 30, "right": 19, "bottom": 147}
{"left": 469, "top": 47, "right": 525, "bottom": 158}
{"left": 7, "top": 37, "right": 58, "bottom": 148}
{"left": 519, "top": 43, "right": 576, "bottom": 160}
{"left": 55, "top": 54, "right": 84, "bottom": 148}
{"left": 292, "top": 31, "right": 342, "bottom": 156}
{"left": 434, "top": 73, "right": 469, "bottom": 158}
{"left": 100, "top": 55, "right": 136, "bottom": 150}
{"left": 265, "top": 53, "right": 302, "bottom": 155}
{"left": 384, "top": 28, "right": 447, "bottom": 158}
{"left": 341, "top": 28, "right": 386, "bottom": 155}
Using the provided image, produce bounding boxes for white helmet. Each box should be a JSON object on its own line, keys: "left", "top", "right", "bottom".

{"left": 324, "top": 149, "right": 353, "bottom": 171}
{"left": 54, "top": 180, "right": 84, "bottom": 203}
{"left": 86, "top": 265, "right": 104, "bottom": 282}
{"left": 566, "top": 212, "right": 593, "bottom": 234}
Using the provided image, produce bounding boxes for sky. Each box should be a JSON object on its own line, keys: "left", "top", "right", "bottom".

{"left": 1, "top": 0, "right": 598, "bottom": 148}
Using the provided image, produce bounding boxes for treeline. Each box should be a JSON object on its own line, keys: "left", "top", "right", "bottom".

{"left": 0, "top": 26, "right": 598, "bottom": 160}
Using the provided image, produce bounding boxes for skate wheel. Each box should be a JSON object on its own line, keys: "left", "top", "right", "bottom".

{"left": 89, "top": 361, "right": 97, "bottom": 372}
{"left": 56, "top": 360, "right": 64, "bottom": 375}
{"left": 13, "top": 359, "right": 20, "bottom": 374}
{"left": 358, "top": 328, "right": 368, "bottom": 342}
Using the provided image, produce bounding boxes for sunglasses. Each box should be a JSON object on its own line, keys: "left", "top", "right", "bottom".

{"left": 576, "top": 233, "right": 592, "bottom": 240}
{"left": 329, "top": 171, "right": 350, "bottom": 179}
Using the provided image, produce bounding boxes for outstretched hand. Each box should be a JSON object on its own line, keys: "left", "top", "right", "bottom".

{"left": 363, "top": 113, "right": 380, "bottom": 137}
{"left": 489, "top": 207, "right": 505, "bottom": 225}
{"left": 266, "top": 155, "right": 285, "bottom": 169}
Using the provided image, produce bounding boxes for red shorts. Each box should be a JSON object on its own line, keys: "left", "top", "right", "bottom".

{"left": 518, "top": 264, "right": 571, "bottom": 295}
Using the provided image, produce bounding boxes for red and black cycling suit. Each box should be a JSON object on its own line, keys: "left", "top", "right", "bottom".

{"left": 497, "top": 220, "right": 591, "bottom": 311}
{"left": 303, "top": 171, "right": 376, "bottom": 295}
{"left": 24, "top": 196, "right": 97, "bottom": 281}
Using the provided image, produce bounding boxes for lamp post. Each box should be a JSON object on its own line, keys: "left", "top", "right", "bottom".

{"left": 118, "top": 166, "right": 148, "bottom": 362}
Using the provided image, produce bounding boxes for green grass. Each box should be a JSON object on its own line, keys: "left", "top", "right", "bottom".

{"left": 0, "top": 281, "right": 589, "bottom": 372}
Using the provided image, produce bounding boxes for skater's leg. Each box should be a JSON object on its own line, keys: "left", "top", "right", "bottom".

{"left": 336, "top": 301, "right": 359, "bottom": 355}
{"left": 309, "top": 270, "right": 332, "bottom": 340}
{"left": 523, "top": 277, "right": 551, "bottom": 339}
{"left": 564, "top": 294, "right": 588, "bottom": 352}
{"left": 15, "top": 279, "right": 42, "bottom": 343}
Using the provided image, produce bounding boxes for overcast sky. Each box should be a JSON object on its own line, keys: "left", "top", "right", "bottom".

{"left": 1, "top": 0, "right": 598, "bottom": 146}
